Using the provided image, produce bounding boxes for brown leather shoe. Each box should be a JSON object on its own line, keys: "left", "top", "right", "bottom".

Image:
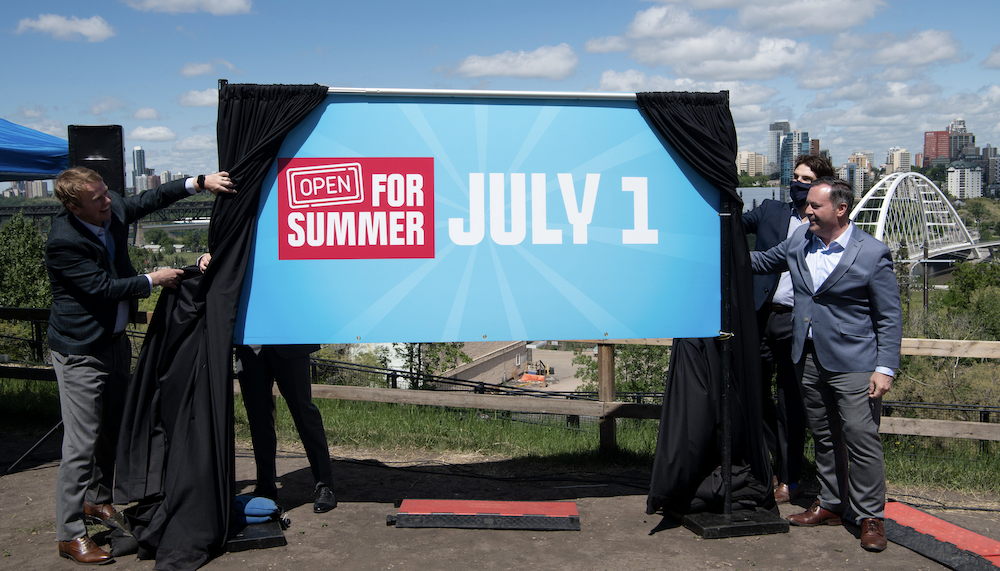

{"left": 786, "top": 500, "right": 843, "bottom": 526}
{"left": 84, "top": 502, "right": 117, "bottom": 524}
{"left": 774, "top": 482, "right": 791, "bottom": 503}
{"left": 58, "top": 535, "right": 114, "bottom": 565}
{"left": 860, "top": 518, "right": 888, "bottom": 552}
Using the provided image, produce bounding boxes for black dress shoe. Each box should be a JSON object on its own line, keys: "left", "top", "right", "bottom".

{"left": 314, "top": 485, "right": 337, "bottom": 513}
{"left": 58, "top": 535, "right": 114, "bottom": 565}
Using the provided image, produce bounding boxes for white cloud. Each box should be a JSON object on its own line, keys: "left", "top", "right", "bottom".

{"left": 174, "top": 134, "right": 216, "bottom": 151}
{"left": 17, "top": 106, "right": 47, "bottom": 119}
{"left": 597, "top": 70, "right": 777, "bottom": 106}
{"left": 738, "top": 0, "right": 884, "bottom": 33}
{"left": 15, "top": 14, "right": 115, "bottom": 42}
{"left": 89, "top": 96, "right": 127, "bottom": 116}
{"left": 130, "top": 126, "right": 177, "bottom": 141}
{"left": 983, "top": 45, "right": 1000, "bottom": 69}
{"left": 134, "top": 107, "right": 160, "bottom": 120}
{"left": 122, "top": 0, "right": 251, "bottom": 16}
{"left": 872, "top": 30, "right": 961, "bottom": 67}
{"left": 454, "top": 43, "right": 578, "bottom": 80}
{"left": 626, "top": 5, "right": 703, "bottom": 39}
{"left": 178, "top": 89, "right": 219, "bottom": 106}
{"left": 633, "top": 29, "right": 808, "bottom": 81}
{"left": 181, "top": 62, "right": 215, "bottom": 77}
{"left": 585, "top": 36, "right": 629, "bottom": 54}
{"left": 25, "top": 120, "right": 65, "bottom": 138}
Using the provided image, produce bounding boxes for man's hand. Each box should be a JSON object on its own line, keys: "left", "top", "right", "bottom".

{"left": 869, "top": 372, "right": 893, "bottom": 399}
{"left": 198, "top": 253, "right": 212, "bottom": 273}
{"left": 201, "top": 172, "right": 236, "bottom": 196}
{"left": 149, "top": 268, "right": 185, "bottom": 289}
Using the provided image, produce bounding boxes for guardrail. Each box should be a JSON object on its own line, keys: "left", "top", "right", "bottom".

{"left": 3, "top": 307, "right": 1000, "bottom": 449}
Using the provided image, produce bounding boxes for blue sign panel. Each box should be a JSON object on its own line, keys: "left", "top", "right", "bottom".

{"left": 235, "top": 92, "right": 721, "bottom": 344}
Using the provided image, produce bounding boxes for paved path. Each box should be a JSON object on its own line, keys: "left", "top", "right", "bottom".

{"left": 3, "top": 434, "right": 997, "bottom": 570}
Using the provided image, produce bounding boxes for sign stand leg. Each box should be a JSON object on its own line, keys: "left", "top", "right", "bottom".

{"left": 682, "top": 193, "right": 788, "bottom": 538}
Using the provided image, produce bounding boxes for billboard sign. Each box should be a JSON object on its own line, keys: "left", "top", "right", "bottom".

{"left": 235, "top": 90, "right": 721, "bottom": 344}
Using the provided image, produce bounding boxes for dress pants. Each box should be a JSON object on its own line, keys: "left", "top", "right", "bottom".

{"left": 52, "top": 335, "right": 129, "bottom": 541}
{"left": 758, "top": 307, "right": 807, "bottom": 485}
{"left": 235, "top": 346, "right": 334, "bottom": 491}
{"left": 796, "top": 344, "right": 886, "bottom": 521}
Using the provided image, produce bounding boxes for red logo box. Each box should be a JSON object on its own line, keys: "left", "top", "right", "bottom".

{"left": 278, "top": 157, "right": 434, "bottom": 260}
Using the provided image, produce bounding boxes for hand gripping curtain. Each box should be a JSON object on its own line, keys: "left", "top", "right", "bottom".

{"left": 116, "top": 83, "right": 329, "bottom": 570}
{"left": 636, "top": 92, "right": 773, "bottom": 514}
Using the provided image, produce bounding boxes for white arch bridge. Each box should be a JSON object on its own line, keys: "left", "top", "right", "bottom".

{"left": 850, "top": 172, "right": 995, "bottom": 263}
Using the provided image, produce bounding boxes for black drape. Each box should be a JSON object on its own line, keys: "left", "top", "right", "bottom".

{"left": 636, "top": 92, "right": 772, "bottom": 514}
{"left": 116, "top": 83, "right": 328, "bottom": 571}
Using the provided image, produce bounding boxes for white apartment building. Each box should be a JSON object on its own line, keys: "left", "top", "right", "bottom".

{"left": 947, "top": 161, "right": 983, "bottom": 199}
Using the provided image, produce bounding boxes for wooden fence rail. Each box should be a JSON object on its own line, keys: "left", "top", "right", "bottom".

{"left": 4, "top": 306, "right": 1000, "bottom": 448}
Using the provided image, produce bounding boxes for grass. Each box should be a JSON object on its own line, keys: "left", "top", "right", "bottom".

{"left": 242, "top": 397, "right": 660, "bottom": 467}
{"left": 5, "top": 377, "right": 999, "bottom": 494}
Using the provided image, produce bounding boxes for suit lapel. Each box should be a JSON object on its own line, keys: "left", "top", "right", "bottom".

{"left": 816, "top": 227, "right": 862, "bottom": 295}
{"left": 795, "top": 228, "right": 815, "bottom": 294}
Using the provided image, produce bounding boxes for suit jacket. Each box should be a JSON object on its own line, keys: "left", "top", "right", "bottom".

{"left": 750, "top": 223, "right": 902, "bottom": 374}
{"left": 46, "top": 179, "right": 192, "bottom": 355}
{"left": 743, "top": 199, "right": 794, "bottom": 311}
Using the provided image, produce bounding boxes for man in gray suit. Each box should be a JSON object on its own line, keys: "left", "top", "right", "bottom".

{"left": 47, "top": 167, "right": 234, "bottom": 564}
{"left": 750, "top": 177, "right": 902, "bottom": 552}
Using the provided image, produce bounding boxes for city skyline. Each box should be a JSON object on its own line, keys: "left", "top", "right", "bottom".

{"left": 2, "top": 0, "right": 998, "bottom": 178}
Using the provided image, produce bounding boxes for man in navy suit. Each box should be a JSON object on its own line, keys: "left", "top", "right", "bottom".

{"left": 46, "top": 166, "right": 234, "bottom": 565}
{"left": 750, "top": 177, "right": 902, "bottom": 552}
{"left": 197, "top": 254, "right": 337, "bottom": 514}
{"left": 743, "top": 155, "right": 834, "bottom": 503}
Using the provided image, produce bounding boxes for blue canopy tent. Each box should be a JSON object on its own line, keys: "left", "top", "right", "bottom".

{"left": 0, "top": 118, "right": 68, "bottom": 181}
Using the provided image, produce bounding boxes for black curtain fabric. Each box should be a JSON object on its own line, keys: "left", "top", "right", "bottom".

{"left": 636, "top": 92, "right": 773, "bottom": 514}
{"left": 116, "top": 83, "right": 328, "bottom": 571}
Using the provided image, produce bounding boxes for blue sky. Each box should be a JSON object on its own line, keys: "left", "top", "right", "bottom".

{"left": 3, "top": 0, "right": 999, "bottom": 180}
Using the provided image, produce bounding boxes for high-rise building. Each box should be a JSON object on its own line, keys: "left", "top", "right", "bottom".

{"left": 948, "top": 119, "right": 975, "bottom": 161}
{"left": 767, "top": 121, "right": 790, "bottom": 173}
{"left": 25, "top": 180, "right": 48, "bottom": 198}
{"left": 132, "top": 146, "right": 146, "bottom": 193}
{"left": 946, "top": 161, "right": 983, "bottom": 199}
{"left": 810, "top": 139, "right": 820, "bottom": 156}
{"left": 736, "top": 151, "right": 765, "bottom": 176}
{"left": 889, "top": 149, "right": 911, "bottom": 173}
{"left": 924, "top": 131, "right": 950, "bottom": 167}
{"left": 780, "top": 130, "right": 809, "bottom": 186}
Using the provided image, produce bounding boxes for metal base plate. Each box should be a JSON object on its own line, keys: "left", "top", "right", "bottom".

{"left": 682, "top": 508, "right": 789, "bottom": 539}
{"left": 389, "top": 499, "right": 580, "bottom": 531}
{"left": 226, "top": 521, "right": 287, "bottom": 552}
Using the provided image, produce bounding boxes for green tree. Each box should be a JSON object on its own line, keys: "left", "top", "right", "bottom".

{"left": 182, "top": 230, "right": 206, "bottom": 252}
{"left": 942, "top": 261, "right": 1000, "bottom": 309}
{"left": 393, "top": 342, "right": 471, "bottom": 388}
{"left": 0, "top": 213, "right": 52, "bottom": 362}
{"left": 571, "top": 344, "right": 670, "bottom": 394}
{"left": 0, "top": 213, "right": 51, "bottom": 308}
{"left": 143, "top": 227, "right": 174, "bottom": 251}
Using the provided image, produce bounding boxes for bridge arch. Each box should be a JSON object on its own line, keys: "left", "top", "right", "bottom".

{"left": 849, "top": 172, "right": 981, "bottom": 263}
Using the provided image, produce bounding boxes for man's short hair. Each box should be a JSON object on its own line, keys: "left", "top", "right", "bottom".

{"left": 53, "top": 167, "right": 103, "bottom": 209}
{"left": 813, "top": 176, "right": 854, "bottom": 214}
{"left": 795, "top": 154, "right": 835, "bottom": 178}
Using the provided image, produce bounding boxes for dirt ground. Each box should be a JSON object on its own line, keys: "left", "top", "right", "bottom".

{"left": 3, "top": 428, "right": 1000, "bottom": 571}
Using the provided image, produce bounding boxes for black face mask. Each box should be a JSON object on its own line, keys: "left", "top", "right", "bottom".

{"left": 790, "top": 180, "right": 812, "bottom": 207}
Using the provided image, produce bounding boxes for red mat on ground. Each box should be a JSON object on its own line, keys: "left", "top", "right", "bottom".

{"left": 398, "top": 499, "right": 578, "bottom": 517}
{"left": 886, "top": 501, "right": 1000, "bottom": 567}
